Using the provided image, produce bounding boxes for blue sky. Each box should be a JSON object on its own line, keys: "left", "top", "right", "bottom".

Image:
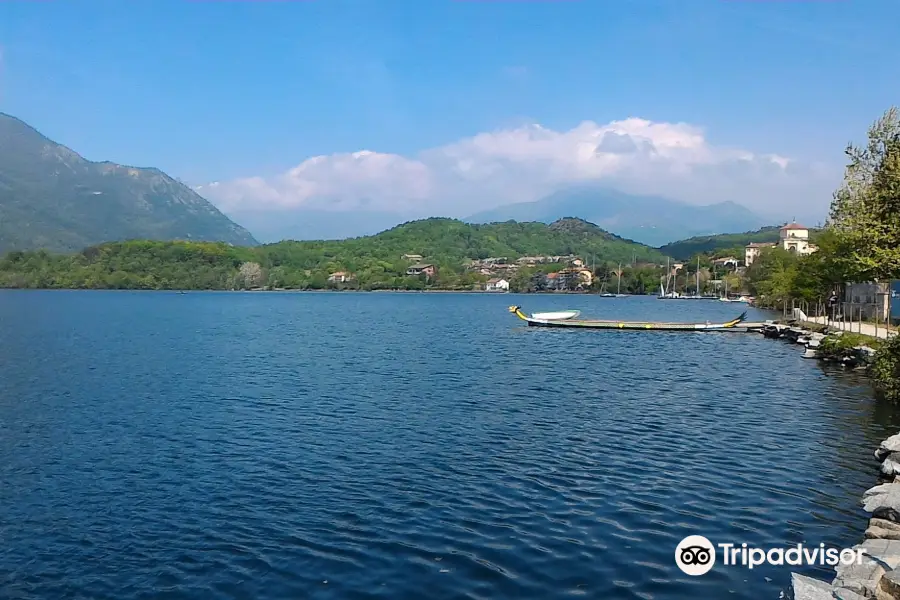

{"left": 2, "top": 0, "right": 899, "bottom": 238}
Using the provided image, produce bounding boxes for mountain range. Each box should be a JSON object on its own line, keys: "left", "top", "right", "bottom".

{"left": 465, "top": 186, "right": 769, "bottom": 248}
{"left": 0, "top": 113, "right": 257, "bottom": 253}
{"left": 0, "top": 112, "right": 776, "bottom": 253}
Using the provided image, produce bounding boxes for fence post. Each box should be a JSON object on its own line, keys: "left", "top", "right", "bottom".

{"left": 875, "top": 300, "right": 879, "bottom": 339}
{"left": 857, "top": 304, "right": 861, "bottom": 334}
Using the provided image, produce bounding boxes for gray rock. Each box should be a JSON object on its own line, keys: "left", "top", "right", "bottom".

{"left": 866, "top": 518, "right": 900, "bottom": 541}
{"left": 863, "top": 484, "right": 900, "bottom": 521}
{"left": 790, "top": 573, "right": 833, "bottom": 600}
{"left": 877, "top": 568, "right": 900, "bottom": 599}
{"left": 877, "top": 435, "right": 900, "bottom": 461}
{"left": 883, "top": 454, "right": 900, "bottom": 478}
{"left": 833, "top": 540, "right": 900, "bottom": 598}
{"left": 872, "top": 519, "right": 900, "bottom": 533}
{"left": 833, "top": 553, "right": 884, "bottom": 597}
{"left": 866, "top": 526, "right": 900, "bottom": 541}
{"left": 832, "top": 587, "right": 868, "bottom": 600}
{"left": 863, "top": 539, "right": 900, "bottom": 569}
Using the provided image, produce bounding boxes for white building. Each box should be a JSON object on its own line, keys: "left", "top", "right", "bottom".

{"left": 745, "top": 223, "right": 819, "bottom": 266}
{"left": 485, "top": 278, "right": 510, "bottom": 292}
{"left": 327, "top": 271, "right": 353, "bottom": 283}
{"left": 744, "top": 242, "right": 776, "bottom": 266}
{"left": 779, "top": 222, "right": 818, "bottom": 255}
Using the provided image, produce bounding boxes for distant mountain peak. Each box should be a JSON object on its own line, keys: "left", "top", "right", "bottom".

{"left": 466, "top": 185, "right": 767, "bottom": 246}
{"left": 0, "top": 113, "right": 258, "bottom": 253}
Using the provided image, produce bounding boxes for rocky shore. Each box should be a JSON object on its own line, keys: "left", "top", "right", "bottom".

{"left": 761, "top": 320, "right": 896, "bottom": 598}
{"left": 790, "top": 433, "right": 900, "bottom": 599}
{"left": 761, "top": 321, "right": 878, "bottom": 369}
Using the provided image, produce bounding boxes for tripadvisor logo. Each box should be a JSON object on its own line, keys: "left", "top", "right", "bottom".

{"left": 674, "top": 535, "right": 866, "bottom": 576}
{"left": 675, "top": 535, "right": 716, "bottom": 576}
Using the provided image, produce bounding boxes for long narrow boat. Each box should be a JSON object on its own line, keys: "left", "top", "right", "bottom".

{"left": 530, "top": 310, "right": 580, "bottom": 320}
{"left": 508, "top": 305, "right": 748, "bottom": 331}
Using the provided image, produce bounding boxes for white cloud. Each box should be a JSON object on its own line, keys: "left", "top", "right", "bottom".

{"left": 197, "top": 117, "right": 838, "bottom": 222}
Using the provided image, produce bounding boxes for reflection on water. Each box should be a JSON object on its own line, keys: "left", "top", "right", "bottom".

{"left": 1, "top": 291, "right": 898, "bottom": 600}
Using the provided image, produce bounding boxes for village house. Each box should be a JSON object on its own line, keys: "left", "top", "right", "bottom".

{"left": 406, "top": 263, "right": 437, "bottom": 277}
{"left": 484, "top": 278, "right": 509, "bottom": 292}
{"left": 515, "top": 255, "right": 569, "bottom": 266}
{"left": 780, "top": 222, "right": 818, "bottom": 255}
{"left": 712, "top": 257, "right": 739, "bottom": 270}
{"left": 565, "top": 268, "right": 593, "bottom": 288}
{"left": 744, "top": 242, "right": 776, "bottom": 266}
{"left": 539, "top": 268, "right": 592, "bottom": 291}
{"left": 543, "top": 272, "right": 560, "bottom": 290}
{"left": 327, "top": 271, "right": 353, "bottom": 283}
{"left": 745, "top": 222, "right": 819, "bottom": 266}
{"left": 402, "top": 254, "right": 423, "bottom": 262}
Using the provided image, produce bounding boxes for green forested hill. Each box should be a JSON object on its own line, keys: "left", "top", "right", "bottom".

{"left": 657, "top": 227, "right": 784, "bottom": 260}
{"left": 0, "top": 217, "right": 667, "bottom": 290}
{"left": 0, "top": 113, "right": 258, "bottom": 253}
{"left": 658, "top": 226, "right": 826, "bottom": 260}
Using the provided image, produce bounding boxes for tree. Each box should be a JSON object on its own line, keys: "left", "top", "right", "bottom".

{"left": 744, "top": 247, "right": 798, "bottom": 308}
{"left": 237, "top": 261, "right": 265, "bottom": 289}
{"left": 829, "top": 107, "right": 900, "bottom": 282}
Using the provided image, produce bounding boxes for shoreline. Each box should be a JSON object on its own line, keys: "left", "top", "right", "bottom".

{"left": 791, "top": 430, "right": 900, "bottom": 599}
{"left": 0, "top": 287, "right": 657, "bottom": 295}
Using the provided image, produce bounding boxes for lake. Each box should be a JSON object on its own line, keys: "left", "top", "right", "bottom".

{"left": 1, "top": 291, "right": 898, "bottom": 600}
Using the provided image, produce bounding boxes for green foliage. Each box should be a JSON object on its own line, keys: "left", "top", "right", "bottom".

{"left": 871, "top": 335, "right": 900, "bottom": 403}
{"left": 829, "top": 106, "right": 900, "bottom": 282}
{"left": 742, "top": 230, "right": 848, "bottom": 308}
{"left": 658, "top": 227, "right": 783, "bottom": 260}
{"left": 0, "top": 218, "right": 667, "bottom": 291}
{"left": 819, "top": 332, "right": 881, "bottom": 360}
{"left": 744, "top": 247, "right": 799, "bottom": 307}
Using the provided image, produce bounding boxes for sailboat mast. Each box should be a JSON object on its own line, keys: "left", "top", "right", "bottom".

{"left": 617, "top": 263, "right": 622, "bottom": 295}
{"left": 666, "top": 257, "right": 670, "bottom": 294}
{"left": 696, "top": 256, "right": 700, "bottom": 296}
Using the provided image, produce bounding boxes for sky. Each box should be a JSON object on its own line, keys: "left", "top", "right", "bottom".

{"left": 2, "top": 0, "right": 899, "bottom": 241}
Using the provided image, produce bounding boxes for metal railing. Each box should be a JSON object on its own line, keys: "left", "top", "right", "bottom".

{"left": 787, "top": 295, "right": 897, "bottom": 339}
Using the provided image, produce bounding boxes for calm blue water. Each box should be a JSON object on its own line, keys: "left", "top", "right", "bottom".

{"left": 1, "top": 291, "right": 898, "bottom": 600}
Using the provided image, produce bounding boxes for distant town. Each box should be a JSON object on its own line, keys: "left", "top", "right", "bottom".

{"left": 324, "top": 222, "right": 820, "bottom": 294}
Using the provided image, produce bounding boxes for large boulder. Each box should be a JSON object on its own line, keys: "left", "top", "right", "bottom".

{"left": 878, "top": 568, "right": 900, "bottom": 599}
{"left": 866, "top": 519, "right": 900, "bottom": 541}
{"left": 864, "top": 484, "right": 900, "bottom": 522}
{"left": 790, "top": 573, "right": 832, "bottom": 600}
{"left": 834, "top": 540, "right": 900, "bottom": 598}
{"left": 876, "top": 435, "right": 900, "bottom": 462}
{"left": 882, "top": 455, "right": 900, "bottom": 478}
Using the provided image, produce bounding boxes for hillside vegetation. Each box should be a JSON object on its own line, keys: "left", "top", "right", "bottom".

{"left": 0, "top": 113, "right": 257, "bottom": 253}
{"left": 657, "top": 227, "right": 783, "bottom": 259}
{"left": 0, "top": 217, "right": 667, "bottom": 290}
{"left": 657, "top": 226, "right": 825, "bottom": 260}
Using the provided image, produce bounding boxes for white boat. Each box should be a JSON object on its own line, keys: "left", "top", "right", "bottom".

{"left": 724, "top": 295, "right": 751, "bottom": 304}
{"left": 530, "top": 310, "right": 581, "bottom": 321}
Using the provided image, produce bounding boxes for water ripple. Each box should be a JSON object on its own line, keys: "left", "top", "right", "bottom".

{"left": 2, "top": 291, "right": 899, "bottom": 600}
